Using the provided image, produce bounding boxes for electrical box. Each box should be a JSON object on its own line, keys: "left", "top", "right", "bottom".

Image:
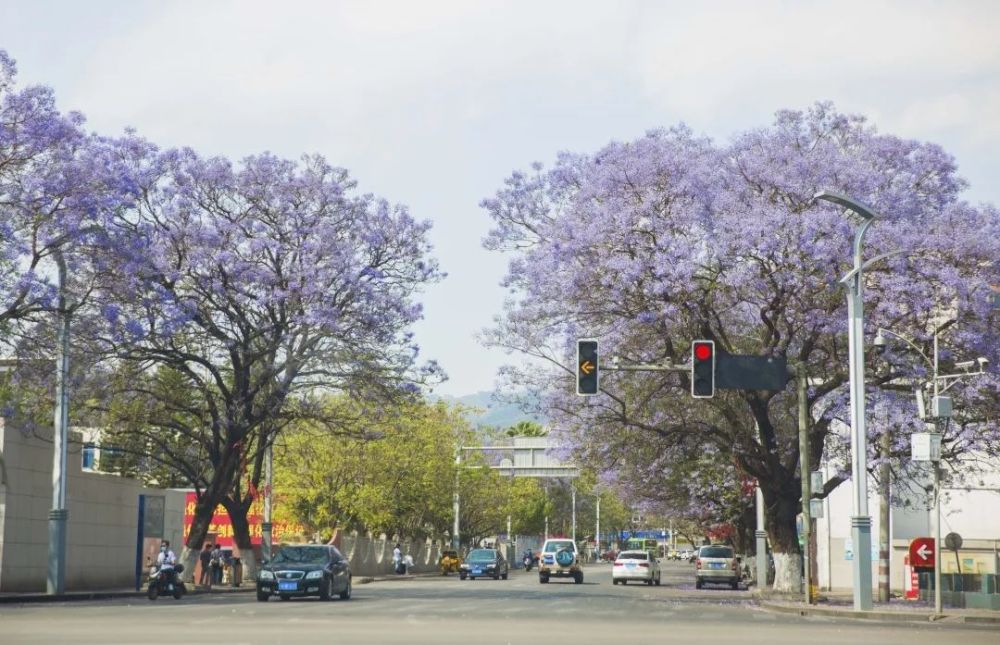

{"left": 809, "top": 498, "right": 824, "bottom": 519}
{"left": 810, "top": 470, "right": 824, "bottom": 492}
{"left": 911, "top": 432, "right": 942, "bottom": 462}
{"left": 932, "top": 395, "right": 952, "bottom": 418}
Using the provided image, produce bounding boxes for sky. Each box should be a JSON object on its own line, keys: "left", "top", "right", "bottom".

{"left": 2, "top": 0, "right": 998, "bottom": 396}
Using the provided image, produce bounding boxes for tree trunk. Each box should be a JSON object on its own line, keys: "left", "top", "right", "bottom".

{"left": 225, "top": 495, "right": 257, "bottom": 583}
{"left": 180, "top": 494, "right": 218, "bottom": 582}
{"left": 762, "top": 485, "right": 803, "bottom": 592}
{"left": 181, "top": 449, "right": 243, "bottom": 581}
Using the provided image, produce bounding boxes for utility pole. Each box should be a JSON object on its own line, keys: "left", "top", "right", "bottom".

{"left": 262, "top": 442, "right": 273, "bottom": 562}
{"left": 48, "top": 249, "right": 70, "bottom": 596}
{"left": 571, "top": 486, "right": 577, "bottom": 544}
{"left": 453, "top": 452, "right": 461, "bottom": 549}
{"left": 878, "top": 430, "right": 891, "bottom": 602}
{"left": 595, "top": 496, "right": 601, "bottom": 559}
{"left": 797, "top": 372, "right": 814, "bottom": 603}
{"left": 756, "top": 487, "right": 767, "bottom": 589}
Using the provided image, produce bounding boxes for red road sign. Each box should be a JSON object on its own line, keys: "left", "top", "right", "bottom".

{"left": 909, "top": 537, "right": 935, "bottom": 568}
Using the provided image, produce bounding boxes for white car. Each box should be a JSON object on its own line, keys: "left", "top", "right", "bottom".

{"left": 612, "top": 550, "right": 661, "bottom": 586}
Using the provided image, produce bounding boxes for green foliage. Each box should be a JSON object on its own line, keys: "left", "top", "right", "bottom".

{"left": 274, "top": 398, "right": 467, "bottom": 539}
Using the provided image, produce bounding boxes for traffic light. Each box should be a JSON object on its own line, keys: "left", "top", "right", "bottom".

{"left": 577, "top": 339, "right": 599, "bottom": 395}
{"left": 691, "top": 340, "right": 715, "bottom": 398}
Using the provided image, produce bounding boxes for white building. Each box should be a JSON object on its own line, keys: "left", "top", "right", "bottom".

{"left": 815, "top": 453, "right": 1000, "bottom": 592}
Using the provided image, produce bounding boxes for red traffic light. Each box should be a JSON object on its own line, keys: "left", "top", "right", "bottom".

{"left": 694, "top": 342, "right": 713, "bottom": 361}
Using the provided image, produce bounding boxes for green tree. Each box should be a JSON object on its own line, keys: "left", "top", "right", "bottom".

{"left": 273, "top": 398, "right": 467, "bottom": 539}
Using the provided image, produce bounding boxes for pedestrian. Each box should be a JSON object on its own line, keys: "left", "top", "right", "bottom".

{"left": 210, "top": 544, "right": 223, "bottom": 584}
{"left": 199, "top": 543, "right": 213, "bottom": 588}
{"left": 403, "top": 553, "right": 414, "bottom": 575}
{"left": 393, "top": 543, "right": 403, "bottom": 575}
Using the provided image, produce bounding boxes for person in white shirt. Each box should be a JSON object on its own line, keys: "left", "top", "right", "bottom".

{"left": 157, "top": 540, "right": 178, "bottom": 584}
{"left": 392, "top": 543, "right": 403, "bottom": 574}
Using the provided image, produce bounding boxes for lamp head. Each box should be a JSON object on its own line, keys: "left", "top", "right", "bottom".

{"left": 812, "top": 190, "right": 880, "bottom": 220}
{"left": 873, "top": 330, "right": 887, "bottom": 349}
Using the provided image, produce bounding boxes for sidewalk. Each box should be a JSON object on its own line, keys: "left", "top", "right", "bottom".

{"left": 0, "top": 571, "right": 443, "bottom": 603}
{"left": 757, "top": 591, "right": 1000, "bottom": 625}
{"left": 0, "top": 584, "right": 253, "bottom": 604}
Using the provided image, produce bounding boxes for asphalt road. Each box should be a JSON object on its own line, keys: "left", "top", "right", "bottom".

{"left": 0, "top": 562, "right": 995, "bottom": 644}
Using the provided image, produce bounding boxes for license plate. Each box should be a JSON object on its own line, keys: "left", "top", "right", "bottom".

{"left": 626, "top": 563, "right": 636, "bottom": 569}
{"left": 278, "top": 581, "right": 297, "bottom": 591}
{"left": 711, "top": 562, "right": 723, "bottom": 569}
{"left": 472, "top": 569, "right": 482, "bottom": 575}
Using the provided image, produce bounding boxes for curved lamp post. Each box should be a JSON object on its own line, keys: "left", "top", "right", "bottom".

{"left": 812, "top": 190, "right": 880, "bottom": 611}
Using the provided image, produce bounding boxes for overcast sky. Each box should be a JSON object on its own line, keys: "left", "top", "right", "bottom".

{"left": 2, "top": 1, "right": 998, "bottom": 396}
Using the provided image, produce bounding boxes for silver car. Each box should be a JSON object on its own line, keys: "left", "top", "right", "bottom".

{"left": 694, "top": 544, "right": 739, "bottom": 589}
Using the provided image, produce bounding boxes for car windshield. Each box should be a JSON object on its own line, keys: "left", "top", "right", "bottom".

{"left": 620, "top": 551, "right": 648, "bottom": 560}
{"left": 699, "top": 546, "right": 734, "bottom": 558}
{"left": 468, "top": 549, "right": 496, "bottom": 561}
{"left": 543, "top": 541, "right": 575, "bottom": 553}
{"left": 272, "top": 546, "right": 328, "bottom": 565}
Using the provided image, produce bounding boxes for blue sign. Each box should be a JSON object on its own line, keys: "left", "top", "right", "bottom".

{"left": 620, "top": 530, "right": 669, "bottom": 540}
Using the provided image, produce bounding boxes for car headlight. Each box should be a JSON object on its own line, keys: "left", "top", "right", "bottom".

{"left": 305, "top": 570, "right": 324, "bottom": 580}
{"left": 258, "top": 570, "right": 274, "bottom": 581}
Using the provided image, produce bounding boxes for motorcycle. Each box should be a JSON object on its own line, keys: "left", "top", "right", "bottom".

{"left": 523, "top": 555, "right": 533, "bottom": 572}
{"left": 147, "top": 563, "right": 186, "bottom": 601}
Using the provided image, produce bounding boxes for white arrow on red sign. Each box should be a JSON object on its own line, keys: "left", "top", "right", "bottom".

{"left": 916, "top": 544, "right": 932, "bottom": 561}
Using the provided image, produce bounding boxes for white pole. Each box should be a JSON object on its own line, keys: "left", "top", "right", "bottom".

{"left": 571, "top": 487, "right": 576, "bottom": 544}
{"left": 262, "top": 443, "right": 273, "bottom": 561}
{"left": 933, "top": 332, "right": 941, "bottom": 616}
{"left": 48, "top": 250, "right": 69, "bottom": 596}
{"left": 595, "top": 496, "right": 601, "bottom": 557}
{"left": 453, "top": 452, "right": 461, "bottom": 549}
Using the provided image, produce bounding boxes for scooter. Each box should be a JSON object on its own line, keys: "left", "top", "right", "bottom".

{"left": 147, "top": 563, "right": 186, "bottom": 601}
{"left": 523, "top": 555, "right": 533, "bottom": 572}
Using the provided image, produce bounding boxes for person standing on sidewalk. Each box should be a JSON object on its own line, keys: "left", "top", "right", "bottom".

{"left": 199, "top": 543, "right": 213, "bottom": 588}
{"left": 393, "top": 543, "right": 403, "bottom": 575}
{"left": 210, "top": 544, "right": 224, "bottom": 584}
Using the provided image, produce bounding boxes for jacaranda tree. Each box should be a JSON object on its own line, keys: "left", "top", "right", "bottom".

{"left": 89, "top": 146, "right": 442, "bottom": 576}
{"left": 482, "top": 103, "right": 1000, "bottom": 590}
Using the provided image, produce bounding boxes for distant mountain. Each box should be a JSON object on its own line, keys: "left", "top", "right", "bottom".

{"left": 431, "top": 391, "right": 546, "bottom": 430}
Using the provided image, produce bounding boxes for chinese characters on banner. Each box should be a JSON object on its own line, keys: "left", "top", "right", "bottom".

{"left": 182, "top": 492, "right": 304, "bottom": 547}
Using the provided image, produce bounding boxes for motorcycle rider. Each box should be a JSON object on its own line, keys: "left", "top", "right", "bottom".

{"left": 522, "top": 548, "right": 535, "bottom": 569}
{"left": 157, "top": 540, "right": 178, "bottom": 587}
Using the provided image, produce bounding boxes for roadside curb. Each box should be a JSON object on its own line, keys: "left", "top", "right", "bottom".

{"left": 0, "top": 586, "right": 254, "bottom": 604}
{"left": 758, "top": 600, "right": 1000, "bottom": 625}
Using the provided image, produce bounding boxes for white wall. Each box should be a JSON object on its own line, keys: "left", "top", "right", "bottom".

{"left": 0, "top": 419, "right": 185, "bottom": 592}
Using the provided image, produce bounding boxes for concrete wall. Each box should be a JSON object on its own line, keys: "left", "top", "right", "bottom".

{"left": 337, "top": 532, "right": 444, "bottom": 577}
{"left": 0, "top": 419, "right": 185, "bottom": 592}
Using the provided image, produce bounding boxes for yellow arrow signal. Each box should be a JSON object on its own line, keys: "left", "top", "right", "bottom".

{"left": 580, "top": 360, "right": 594, "bottom": 375}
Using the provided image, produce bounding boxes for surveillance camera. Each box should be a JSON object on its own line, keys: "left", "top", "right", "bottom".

{"left": 955, "top": 360, "right": 975, "bottom": 370}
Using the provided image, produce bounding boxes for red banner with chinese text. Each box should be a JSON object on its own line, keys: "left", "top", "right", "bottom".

{"left": 182, "top": 492, "right": 304, "bottom": 547}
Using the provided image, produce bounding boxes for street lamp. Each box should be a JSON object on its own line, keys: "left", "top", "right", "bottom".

{"left": 873, "top": 325, "right": 987, "bottom": 615}
{"left": 812, "top": 190, "right": 880, "bottom": 611}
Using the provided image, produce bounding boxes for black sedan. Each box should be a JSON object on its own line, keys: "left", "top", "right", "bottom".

{"left": 460, "top": 548, "right": 509, "bottom": 580}
{"left": 256, "top": 544, "right": 352, "bottom": 601}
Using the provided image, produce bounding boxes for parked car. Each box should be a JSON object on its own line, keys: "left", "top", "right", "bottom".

{"left": 611, "top": 550, "right": 661, "bottom": 586}
{"left": 256, "top": 544, "right": 352, "bottom": 601}
{"left": 694, "top": 544, "right": 739, "bottom": 590}
{"left": 460, "top": 548, "right": 508, "bottom": 580}
{"left": 538, "top": 538, "right": 583, "bottom": 584}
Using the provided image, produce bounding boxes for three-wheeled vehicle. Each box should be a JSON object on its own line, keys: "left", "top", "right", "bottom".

{"left": 439, "top": 550, "right": 462, "bottom": 575}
